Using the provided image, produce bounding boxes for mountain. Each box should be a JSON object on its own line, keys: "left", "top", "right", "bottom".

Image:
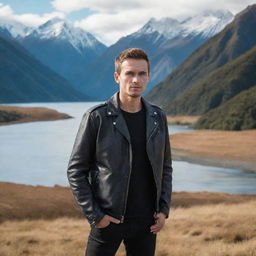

{"left": 164, "top": 46, "right": 256, "bottom": 115}
{"left": 149, "top": 9, "right": 234, "bottom": 85}
{"left": 0, "top": 19, "right": 33, "bottom": 38}
{"left": 75, "top": 9, "right": 233, "bottom": 100}
{"left": 8, "top": 18, "right": 107, "bottom": 94}
{"left": 179, "top": 9, "right": 234, "bottom": 38}
{"left": 0, "top": 32, "right": 89, "bottom": 103}
{"left": 147, "top": 4, "right": 256, "bottom": 107}
{"left": 194, "top": 85, "right": 256, "bottom": 130}
{"left": 74, "top": 29, "right": 167, "bottom": 99}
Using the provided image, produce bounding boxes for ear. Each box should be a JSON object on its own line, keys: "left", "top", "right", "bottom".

{"left": 114, "top": 72, "right": 120, "bottom": 84}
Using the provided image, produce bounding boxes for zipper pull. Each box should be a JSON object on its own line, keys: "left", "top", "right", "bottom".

{"left": 120, "top": 216, "right": 124, "bottom": 223}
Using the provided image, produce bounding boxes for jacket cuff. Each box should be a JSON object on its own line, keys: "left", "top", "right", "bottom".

{"left": 159, "top": 206, "right": 170, "bottom": 219}
{"left": 88, "top": 211, "right": 105, "bottom": 228}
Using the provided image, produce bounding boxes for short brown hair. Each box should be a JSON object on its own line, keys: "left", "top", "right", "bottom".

{"left": 115, "top": 48, "right": 150, "bottom": 74}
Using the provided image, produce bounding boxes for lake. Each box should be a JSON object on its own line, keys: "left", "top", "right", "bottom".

{"left": 0, "top": 102, "right": 256, "bottom": 194}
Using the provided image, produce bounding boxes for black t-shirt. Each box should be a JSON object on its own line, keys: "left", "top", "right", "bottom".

{"left": 121, "top": 104, "right": 156, "bottom": 221}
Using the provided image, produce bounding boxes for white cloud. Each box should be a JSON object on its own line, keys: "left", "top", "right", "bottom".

{"left": 51, "top": 0, "right": 145, "bottom": 13}
{"left": 0, "top": 3, "right": 65, "bottom": 27}
{"left": 16, "top": 12, "right": 65, "bottom": 27}
{"left": 74, "top": 10, "right": 151, "bottom": 45}
{"left": 1, "top": 0, "right": 255, "bottom": 45}
{"left": 51, "top": 0, "right": 256, "bottom": 16}
{"left": 0, "top": 3, "right": 13, "bottom": 17}
{"left": 56, "top": 0, "right": 256, "bottom": 45}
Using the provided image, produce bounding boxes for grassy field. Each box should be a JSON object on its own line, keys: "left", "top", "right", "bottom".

{"left": 1, "top": 201, "right": 256, "bottom": 256}
{"left": 0, "top": 182, "right": 256, "bottom": 256}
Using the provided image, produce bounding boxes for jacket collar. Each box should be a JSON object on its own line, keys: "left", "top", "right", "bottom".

{"left": 106, "top": 92, "right": 156, "bottom": 117}
{"left": 106, "top": 92, "right": 159, "bottom": 143}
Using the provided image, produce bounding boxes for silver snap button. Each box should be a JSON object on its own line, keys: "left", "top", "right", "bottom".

{"left": 108, "top": 111, "right": 111, "bottom": 115}
{"left": 154, "top": 111, "right": 157, "bottom": 115}
{"left": 113, "top": 122, "right": 116, "bottom": 125}
{"left": 154, "top": 121, "right": 157, "bottom": 125}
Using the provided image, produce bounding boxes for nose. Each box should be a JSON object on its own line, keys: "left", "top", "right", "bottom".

{"left": 132, "top": 75, "right": 139, "bottom": 83}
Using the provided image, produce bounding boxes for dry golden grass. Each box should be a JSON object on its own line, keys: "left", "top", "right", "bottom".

{"left": 156, "top": 201, "right": 256, "bottom": 256}
{"left": 1, "top": 183, "right": 256, "bottom": 255}
{"left": 1, "top": 182, "right": 256, "bottom": 223}
{"left": 0, "top": 183, "right": 84, "bottom": 222}
{"left": 171, "top": 129, "right": 256, "bottom": 171}
{"left": 167, "top": 115, "right": 200, "bottom": 125}
{"left": 1, "top": 200, "right": 255, "bottom": 256}
{"left": 0, "top": 105, "right": 71, "bottom": 125}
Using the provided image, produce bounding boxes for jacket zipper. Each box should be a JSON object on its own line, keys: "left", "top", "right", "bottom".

{"left": 147, "top": 124, "right": 159, "bottom": 213}
{"left": 120, "top": 142, "right": 133, "bottom": 223}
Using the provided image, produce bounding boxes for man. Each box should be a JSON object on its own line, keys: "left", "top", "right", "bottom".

{"left": 67, "top": 48, "right": 173, "bottom": 256}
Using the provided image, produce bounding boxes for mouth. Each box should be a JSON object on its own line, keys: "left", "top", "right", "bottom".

{"left": 130, "top": 86, "right": 142, "bottom": 89}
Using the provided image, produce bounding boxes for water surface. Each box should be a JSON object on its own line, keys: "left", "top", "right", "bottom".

{"left": 1, "top": 102, "right": 255, "bottom": 194}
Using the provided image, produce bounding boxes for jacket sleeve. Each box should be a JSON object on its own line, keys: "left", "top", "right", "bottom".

{"left": 67, "top": 111, "right": 105, "bottom": 227}
{"left": 159, "top": 112, "right": 173, "bottom": 218}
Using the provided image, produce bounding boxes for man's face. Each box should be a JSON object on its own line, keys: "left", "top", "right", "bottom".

{"left": 114, "top": 58, "right": 149, "bottom": 99}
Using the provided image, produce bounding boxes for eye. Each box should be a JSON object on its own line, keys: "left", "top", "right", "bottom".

{"left": 126, "top": 71, "right": 134, "bottom": 76}
{"left": 139, "top": 71, "right": 148, "bottom": 76}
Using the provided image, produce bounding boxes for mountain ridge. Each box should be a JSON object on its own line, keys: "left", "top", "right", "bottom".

{"left": 0, "top": 17, "right": 107, "bottom": 95}
{"left": 164, "top": 46, "right": 256, "bottom": 115}
{"left": 146, "top": 4, "right": 256, "bottom": 107}
{"left": 0, "top": 32, "right": 90, "bottom": 103}
{"left": 75, "top": 9, "right": 233, "bottom": 99}
{"left": 194, "top": 85, "right": 256, "bottom": 130}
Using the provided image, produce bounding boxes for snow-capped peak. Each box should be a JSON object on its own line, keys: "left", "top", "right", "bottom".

{"left": 134, "top": 9, "right": 234, "bottom": 40}
{"left": 0, "top": 18, "right": 33, "bottom": 37}
{"left": 199, "top": 9, "right": 234, "bottom": 20}
{"left": 136, "top": 17, "right": 182, "bottom": 40}
{"left": 29, "top": 18, "right": 104, "bottom": 52}
{"left": 180, "top": 9, "right": 234, "bottom": 38}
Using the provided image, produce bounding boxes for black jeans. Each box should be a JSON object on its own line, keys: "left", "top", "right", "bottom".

{"left": 85, "top": 218, "right": 157, "bottom": 256}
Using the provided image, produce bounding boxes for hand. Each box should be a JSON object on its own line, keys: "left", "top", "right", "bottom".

{"left": 96, "top": 215, "right": 121, "bottom": 229}
{"left": 150, "top": 212, "right": 166, "bottom": 234}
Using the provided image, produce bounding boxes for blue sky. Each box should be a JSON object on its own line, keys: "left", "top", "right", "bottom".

{"left": 0, "top": 0, "right": 96, "bottom": 20}
{"left": 0, "top": 0, "right": 255, "bottom": 45}
{"left": 0, "top": 0, "right": 54, "bottom": 14}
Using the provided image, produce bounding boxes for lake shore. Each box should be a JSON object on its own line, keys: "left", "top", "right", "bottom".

{"left": 167, "top": 115, "right": 200, "bottom": 125}
{"left": 1, "top": 106, "right": 255, "bottom": 172}
{"left": 171, "top": 129, "right": 256, "bottom": 172}
{"left": 0, "top": 105, "right": 72, "bottom": 126}
{"left": 0, "top": 182, "right": 255, "bottom": 256}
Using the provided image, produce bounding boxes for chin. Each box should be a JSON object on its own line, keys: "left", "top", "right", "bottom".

{"left": 129, "top": 93, "right": 142, "bottom": 98}
{"left": 128, "top": 90, "right": 145, "bottom": 98}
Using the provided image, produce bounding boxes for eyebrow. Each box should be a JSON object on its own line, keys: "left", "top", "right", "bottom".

{"left": 125, "top": 71, "right": 148, "bottom": 74}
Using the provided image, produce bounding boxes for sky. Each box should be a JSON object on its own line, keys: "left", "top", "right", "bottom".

{"left": 0, "top": 0, "right": 255, "bottom": 45}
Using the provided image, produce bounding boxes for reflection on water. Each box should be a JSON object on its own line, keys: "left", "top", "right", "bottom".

{"left": 173, "top": 161, "right": 256, "bottom": 194}
{"left": 168, "top": 125, "right": 194, "bottom": 135}
{"left": 1, "top": 102, "right": 256, "bottom": 194}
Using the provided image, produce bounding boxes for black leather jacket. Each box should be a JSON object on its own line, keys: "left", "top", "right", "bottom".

{"left": 67, "top": 92, "right": 173, "bottom": 227}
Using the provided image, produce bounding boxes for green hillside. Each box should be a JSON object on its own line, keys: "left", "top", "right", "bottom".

{"left": 0, "top": 33, "right": 89, "bottom": 103}
{"left": 164, "top": 47, "right": 256, "bottom": 115}
{"left": 194, "top": 86, "right": 256, "bottom": 130}
{"left": 146, "top": 4, "right": 256, "bottom": 107}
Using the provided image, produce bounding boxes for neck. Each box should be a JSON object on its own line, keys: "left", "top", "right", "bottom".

{"left": 119, "top": 94, "right": 142, "bottom": 113}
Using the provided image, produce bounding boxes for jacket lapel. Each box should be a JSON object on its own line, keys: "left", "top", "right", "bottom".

{"left": 142, "top": 98, "right": 159, "bottom": 142}
{"left": 114, "top": 115, "right": 131, "bottom": 143}
{"left": 106, "top": 92, "right": 159, "bottom": 143}
{"left": 106, "top": 92, "right": 131, "bottom": 143}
